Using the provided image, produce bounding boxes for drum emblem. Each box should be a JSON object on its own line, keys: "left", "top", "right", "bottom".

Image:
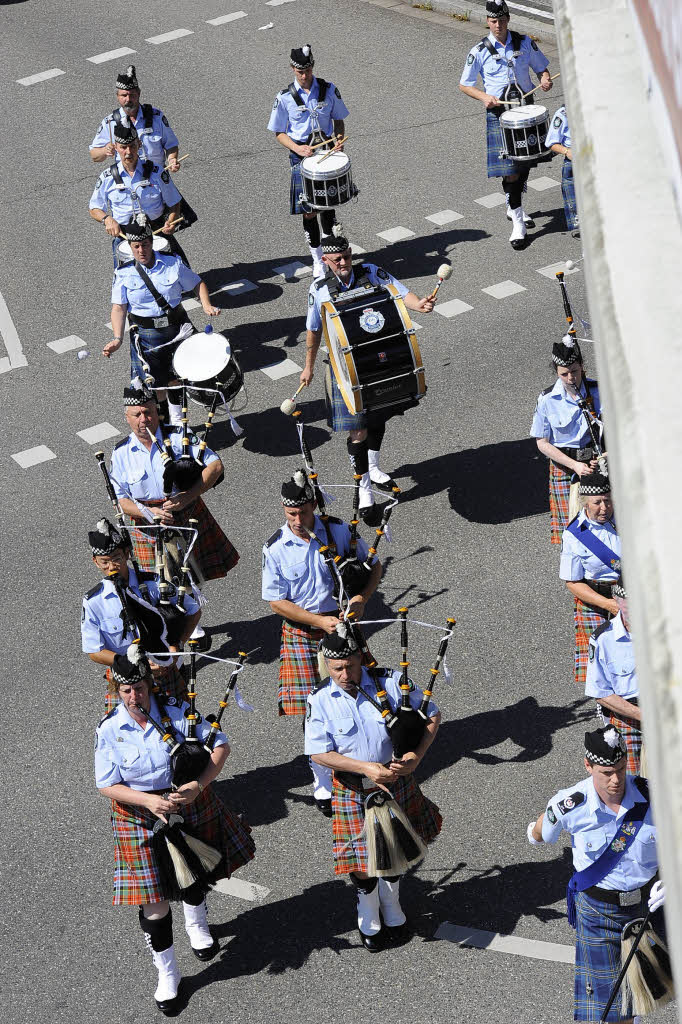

{"left": 528, "top": 134, "right": 537, "bottom": 145}
{"left": 359, "top": 308, "right": 385, "bottom": 334}
{"left": 328, "top": 185, "right": 338, "bottom": 197}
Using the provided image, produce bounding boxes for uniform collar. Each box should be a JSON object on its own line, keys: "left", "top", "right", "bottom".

{"left": 115, "top": 156, "right": 146, "bottom": 180}
{"left": 283, "top": 513, "right": 326, "bottom": 543}
{"left": 118, "top": 693, "right": 160, "bottom": 734}
{"left": 118, "top": 105, "right": 142, "bottom": 123}
{"left": 580, "top": 510, "right": 615, "bottom": 532}
{"left": 550, "top": 377, "right": 587, "bottom": 405}
{"left": 488, "top": 31, "right": 511, "bottom": 50}
{"left": 587, "top": 774, "right": 646, "bottom": 818}
{"left": 294, "top": 76, "right": 318, "bottom": 98}
{"left": 128, "top": 427, "right": 162, "bottom": 452}
{"left": 612, "top": 611, "right": 631, "bottom": 641}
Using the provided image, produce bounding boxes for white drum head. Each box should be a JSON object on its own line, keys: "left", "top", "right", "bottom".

{"left": 173, "top": 332, "right": 232, "bottom": 383}
{"left": 500, "top": 104, "right": 548, "bottom": 126}
{"left": 302, "top": 151, "right": 351, "bottom": 180}
{"left": 118, "top": 236, "right": 170, "bottom": 259}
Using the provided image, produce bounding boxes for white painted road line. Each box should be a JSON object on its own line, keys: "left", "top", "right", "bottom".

{"left": 146, "top": 29, "right": 193, "bottom": 45}
{"left": 16, "top": 68, "right": 65, "bottom": 87}
{"left": 0, "top": 290, "right": 27, "bottom": 374}
{"left": 261, "top": 358, "right": 302, "bottom": 380}
{"left": 348, "top": 241, "right": 367, "bottom": 254}
{"left": 527, "top": 176, "right": 560, "bottom": 192}
{"left": 435, "top": 298, "right": 474, "bottom": 318}
{"left": 181, "top": 298, "right": 201, "bottom": 311}
{"left": 537, "top": 261, "right": 580, "bottom": 280}
{"left": 211, "top": 877, "right": 270, "bottom": 902}
{"left": 474, "top": 193, "right": 506, "bottom": 208}
{"left": 507, "top": 2, "right": 554, "bottom": 21}
{"left": 482, "top": 280, "right": 527, "bottom": 300}
{"left": 76, "top": 423, "right": 121, "bottom": 445}
{"left": 266, "top": 0, "right": 297, "bottom": 6}
{"left": 215, "top": 278, "right": 259, "bottom": 295}
{"left": 87, "top": 47, "right": 136, "bottom": 65}
{"left": 377, "top": 226, "right": 415, "bottom": 243}
{"left": 207, "top": 12, "right": 248, "bottom": 26}
{"left": 46, "top": 335, "right": 87, "bottom": 354}
{"left": 436, "top": 923, "right": 574, "bottom": 964}
{"left": 11, "top": 446, "right": 57, "bottom": 469}
{"left": 273, "top": 261, "right": 311, "bottom": 280}
{"left": 426, "top": 210, "right": 464, "bottom": 226}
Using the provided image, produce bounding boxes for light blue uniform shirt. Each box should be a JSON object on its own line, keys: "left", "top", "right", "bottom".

{"left": 545, "top": 105, "right": 572, "bottom": 149}
{"left": 560, "top": 511, "right": 621, "bottom": 582}
{"left": 90, "top": 106, "right": 179, "bottom": 165}
{"left": 542, "top": 775, "right": 657, "bottom": 889}
{"left": 267, "top": 77, "right": 349, "bottom": 140}
{"left": 530, "top": 377, "right": 602, "bottom": 449}
{"left": 110, "top": 428, "right": 219, "bottom": 503}
{"left": 459, "top": 31, "right": 549, "bottom": 98}
{"left": 89, "top": 157, "right": 182, "bottom": 223}
{"left": 81, "top": 564, "right": 198, "bottom": 655}
{"left": 586, "top": 613, "right": 638, "bottom": 700}
{"left": 262, "top": 515, "right": 372, "bottom": 612}
{"left": 305, "top": 667, "right": 439, "bottom": 763}
{"left": 111, "top": 254, "right": 200, "bottom": 315}
{"left": 95, "top": 694, "right": 226, "bottom": 790}
{"left": 306, "top": 264, "right": 409, "bottom": 333}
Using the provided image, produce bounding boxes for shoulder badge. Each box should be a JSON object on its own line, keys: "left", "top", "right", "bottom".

{"left": 467, "top": 53, "right": 475, "bottom": 65}
{"left": 86, "top": 581, "right": 105, "bottom": 600}
{"left": 558, "top": 791, "right": 585, "bottom": 815}
{"left": 546, "top": 805, "right": 557, "bottom": 825}
{"left": 161, "top": 113, "right": 169, "bottom": 126}
{"left": 376, "top": 267, "right": 389, "bottom": 281}
{"left": 308, "top": 292, "right": 315, "bottom": 306}
{"left": 266, "top": 528, "right": 283, "bottom": 548}
{"left": 165, "top": 696, "right": 179, "bottom": 707}
{"left": 161, "top": 169, "right": 170, "bottom": 184}
{"left": 306, "top": 702, "right": 312, "bottom": 721}
{"left": 588, "top": 638, "right": 596, "bottom": 662}
{"left": 95, "top": 172, "right": 105, "bottom": 187}
{"left": 553, "top": 115, "right": 562, "bottom": 128}
{"left": 531, "top": 39, "right": 539, "bottom": 50}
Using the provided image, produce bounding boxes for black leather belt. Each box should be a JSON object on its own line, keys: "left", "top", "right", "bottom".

{"left": 585, "top": 579, "right": 615, "bottom": 598}
{"left": 128, "top": 307, "right": 187, "bottom": 329}
{"left": 585, "top": 875, "right": 655, "bottom": 907}
{"left": 557, "top": 445, "right": 595, "bottom": 461}
{"left": 283, "top": 616, "right": 336, "bottom": 634}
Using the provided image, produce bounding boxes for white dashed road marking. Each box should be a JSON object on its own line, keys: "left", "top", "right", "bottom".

{"left": 181, "top": 298, "right": 201, "bottom": 311}
{"left": 87, "top": 47, "right": 136, "bottom": 64}
{"left": 16, "top": 68, "right": 65, "bottom": 86}
{"left": 212, "top": 878, "right": 271, "bottom": 902}
{"left": 527, "top": 176, "right": 560, "bottom": 191}
{"left": 0, "top": 290, "right": 27, "bottom": 374}
{"left": 46, "top": 335, "right": 87, "bottom": 354}
{"left": 146, "top": 29, "right": 193, "bottom": 45}
{"left": 435, "top": 298, "right": 474, "bottom": 318}
{"left": 207, "top": 12, "right": 248, "bottom": 26}
{"left": 11, "top": 446, "right": 57, "bottom": 469}
{"left": 273, "top": 261, "right": 312, "bottom": 281}
{"left": 266, "top": 0, "right": 297, "bottom": 6}
{"left": 426, "top": 210, "right": 464, "bottom": 225}
{"left": 76, "top": 423, "right": 121, "bottom": 445}
{"left": 261, "top": 358, "right": 302, "bottom": 380}
{"left": 482, "top": 280, "right": 527, "bottom": 299}
{"left": 348, "top": 242, "right": 366, "bottom": 254}
{"left": 507, "top": 2, "right": 554, "bottom": 20}
{"left": 536, "top": 261, "right": 580, "bottom": 280}
{"left": 377, "top": 226, "right": 415, "bottom": 243}
{"left": 474, "top": 193, "right": 506, "bottom": 208}
{"left": 214, "top": 278, "right": 259, "bottom": 295}
{"left": 436, "top": 922, "right": 574, "bottom": 964}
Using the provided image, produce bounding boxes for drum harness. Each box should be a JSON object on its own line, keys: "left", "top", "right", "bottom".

{"left": 479, "top": 32, "right": 526, "bottom": 107}
{"left": 286, "top": 78, "right": 332, "bottom": 146}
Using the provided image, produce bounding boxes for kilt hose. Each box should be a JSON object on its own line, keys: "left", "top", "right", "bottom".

{"left": 549, "top": 460, "right": 572, "bottom": 545}
{"left": 575, "top": 598, "right": 611, "bottom": 687}
{"left": 278, "top": 621, "right": 324, "bottom": 716}
{"left": 561, "top": 157, "right": 579, "bottom": 232}
{"left": 574, "top": 891, "right": 665, "bottom": 1022}
{"left": 331, "top": 773, "right": 442, "bottom": 876}
{"left": 128, "top": 497, "right": 239, "bottom": 582}
{"left": 605, "top": 709, "right": 642, "bottom": 776}
{"left": 109, "top": 786, "right": 255, "bottom": 906}
{"left": 104, "top": 665, "right": 187, "bottom": 713}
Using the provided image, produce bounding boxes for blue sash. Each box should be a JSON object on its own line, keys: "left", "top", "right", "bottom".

{"left": 566, "top": 518, "right": 621, "bottom": 574}
{"left": 566, "top": 800, "right": 649, "bottom": 927}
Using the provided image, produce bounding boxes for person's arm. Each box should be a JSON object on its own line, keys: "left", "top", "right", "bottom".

{"left": 458, "top": 83, "right": 501, "bottom": 109}
{"left": 565, "top": 580, "right": 619, "bottom": 616}
{"left": 168, "top": 744, "right": 229, "bottom": 807}
{"left": 403, "top": 290, "right": 435, "bottom": 315}
{"left": 301, "top": 328, "right": 322, "bottom": 385}
{"left": 162, "top": 200, "right": 183, "bottom": 234}
{"left": 550, "top": 142, "right": 572, "bottom": 160}
{"left": 103, "top": 303, "right": 127, "bottom": 358}
{"left": 347, "top": 559, "right": 382, "bottom": 619}
{"left": 195, "top": 280, "right": 220, "bottom": 316}
{"left": 530, "top": 812, "right": 545, "bottom": 843}
{"left": 89, "top": 649, "right": 116, "bottom": 667}
{"left": 537, "top": 68, "right": 553, "bottom": 92}
{"left": 389, "top": 712, "right": 441, "bottom": 775}
{"left": 311, "top": 750, "right": 398, "bottom": 789}
{"left": 269, "top": 599, "right": 340, "bottom": 633}
{"left": 332, "top": 119, "right": 345, "bottom": 148}
{"left": 90, "top": 205, "right": 122, "bottom": 238}
{"left": 596, "top": 694, "right": 641, "bottom": 723}
{"left": 99, "top": 783, "right": 175, "bottom": 820}
{"left": 91, "top": 143, "right": 116, "bottom": 163}
{"left": 536, "top": 437, "right": 596, "bottom": 476}
{"left": 275, "top": 131, "right": 313, "bottom": 159}
{"left": 164, "top": 146, "right": 180, "bottom": 171}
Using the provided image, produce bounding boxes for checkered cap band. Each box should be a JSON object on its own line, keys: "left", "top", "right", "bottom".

{"left": 580, "top": 473, "right": 611, "bottom": 496}
{"left": 116, "top": 65, "right": 139, "bottom": 90}
{"left": 290, "top": 45, "right": 314, "bottom": 69}
{"left": 585, "top": 726, "right": 627, "bottom": 765}
{"left": 113, "top": 121, "right": 138, "bottom": 144}
{"left": 320, "top": 235, "right": 350, "bottom": 254}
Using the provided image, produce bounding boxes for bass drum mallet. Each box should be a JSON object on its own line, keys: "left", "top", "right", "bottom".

{"left": 280, "top": 381, "right": 307, "bottom": 416}
{"left": 428, "top": 263, "right": 452, "bottom": 301}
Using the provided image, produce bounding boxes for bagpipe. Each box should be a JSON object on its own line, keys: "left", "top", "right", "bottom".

{"left": 106, "top": 569, "right": 175, "bottom": 668}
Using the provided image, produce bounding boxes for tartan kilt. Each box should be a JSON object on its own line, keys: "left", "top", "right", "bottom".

{"left": 129, "top": 496, "right": 239, "bottom": 581}
{"left": 278, "top": 621, "right": 323, "bottom": 716}
{"left": 574, "top": 890, "right": 655, "bottom": 1021}
{"left": 289, "top": 153, "right": 312, "bottom": 215}
{"left": 561, "top": 157, "right": 579, "bottom": 231}
{"left": 104, "top": 665, "right": 187, "bottom": 712}
{"left": 331, "top": 773, "right": 442, "bottom": 876}
{"left": 324, "top": 363, "right": 367, "bottom": 432}
{"left": 486, "top": 109, "right": 548, "bottom": 178}
{"left": 575, "top": 598, "right": 610, "bottom": 687}
{"left": 109, "top": 786, "right": 255, "bottom": 906}
{"left": 605, "top": 709, "right": 642, "bottom": 776}
{"left": 549, "top": 460, "right": 572, "bottom": 545}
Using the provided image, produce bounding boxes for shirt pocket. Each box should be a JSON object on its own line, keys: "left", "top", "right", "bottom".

{"left": 573, "top": 826, "right": 608, "bottom": 856}
{"left": 332, "top": 716, "right": 357, "bottom": 738}
{"left": 101, "top": 614, "right": 125, "bottom": 638}
{"left": 118, "top": 746, "right": 143, "bottom": 777}
{"left": 633, "top": 824, "right": 657, "bottom": 849}
{"left": 281, "top": 559, "right": 308, "bottom": 582}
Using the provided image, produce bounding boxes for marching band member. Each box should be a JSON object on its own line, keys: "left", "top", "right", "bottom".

{"left": 82, "top": 517, "right": 197, "bottom": 706}
{"left": 305, "top": 628, "right": 441, "bottom": 951}
{"left": 587, "top": 581, "right": 642, "bottom": 775}
{"left": 267, "top": 44, "right": 349, "bottom": 279}
{"left": 110, "top": 385, "right": 239, "bottom": 595}
{"left": 300, "top": 234, "right": 434, "bottom": 526}
{"left": 89, "top": 64, "right": 180, "bottom": 169}
{"left": 95, "top": 658, "right": 255, "bottom": 1013}
{"left": 531, "top": 334, "right": 601, "bottom": 545}
{"left": 527, "top": 727, "right": 667, "bottom": 1023}
{"left": 262, "top": 471, "right": 382, "bottom": 814}
{"left": 560, "top": 473, "right": 620, "bottom": 687}
{"left": 459, "top": 0, "right": 553, "bottom": 249}
{"left": 545, "top": 104, "right": 579, "bottom": 236}
{"left": 102, "top": 216, "right": 218, "bottom": 417}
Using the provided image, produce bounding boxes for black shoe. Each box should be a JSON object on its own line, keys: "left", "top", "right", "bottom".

{"left": 510, "top": 237, "right": 528, "bottom": 250}
{"left": 359, "top": 503, "right": 384, "bottom": 528}
{"left": 370, "top": 476, "right": 399, "bottom": 494}
{"left": 191, "top": 938, "right": 220, "bottom": 961}
{"left": 383, "top": 921, "right": 412, "bottom": 946}
{"left": 358, "top": 928, "right": 384, "bottom": 952}
{"left": 156, "top": 979, "right": 185, "bottom": 1015}
{"left": 315, "top": 798, "right": 333, "bottom": 818}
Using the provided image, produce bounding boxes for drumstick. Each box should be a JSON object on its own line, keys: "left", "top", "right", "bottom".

{"left": 280, "top": 382, "right": 307, "bottom": 416}
{"left": 164, "top": 153, "right": 190, "bottom": 170}
{"left": 310, "top": 137, "right": 334, "bottom": 152}
{"left": 499, "top": 72, "right": 561, "bottom": 105}
{"left": 428, "top": 263, "right": 452, "bottom": 301}
{"left": 152, "top": 216, "right": 186, "bottom": 236}
{"left": 318, "top": 136, "right": 349, "bottom": 163}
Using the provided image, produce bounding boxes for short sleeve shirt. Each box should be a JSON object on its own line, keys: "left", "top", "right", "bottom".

{"left": 90, "top": 106, "right": 179, "bottom": 165}
{"left": 110, "top": 428, "right": 219, "bottom": 502}
{"left": 89, "top": 157, "right": 182, "bottom": 223}
{"left": 545, "top": 105, "right": 572, "bottom": 149}
{"left": 530, "top": 378, "right": 601, "bottom": 448}
{"left": 560, "top": 511, "right": 621, "bottom": 582}
{"left": 460, "top": 32, "right": 549, "bottom": 98}
{"left": 267, "top": 78, "right": 349, "bottom": 140}
{"left": 585, "top": 613, "right": 638, "bottom": 699}
{"left": 111, "top": 255, "right": 201, "bottom": 316}
{"left": 306, "top": 264, "right": 409, "bottom": 332}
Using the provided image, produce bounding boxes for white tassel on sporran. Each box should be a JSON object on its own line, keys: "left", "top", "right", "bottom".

{"left": 621, "top": 922, "right": 674, "bottom": 1016}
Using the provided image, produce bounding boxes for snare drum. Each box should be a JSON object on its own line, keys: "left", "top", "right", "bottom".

{"left": 117, "top": 235, "right": 171, "bottom": 264}
{"left": 321, "top": 285, "right": 426, "bottom": 415}
{"left": 172, "top": 330, "right": 243, "bottom": 406}
{"left": 300, "top": 151, "right": 356, "bottom": 209}
{"left": 499, "top": 104, "right": 550, "bottom": 161}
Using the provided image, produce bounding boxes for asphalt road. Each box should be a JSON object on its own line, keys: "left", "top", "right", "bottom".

{"left": 1, "top": 2, "right": 675, "bottom": 1023}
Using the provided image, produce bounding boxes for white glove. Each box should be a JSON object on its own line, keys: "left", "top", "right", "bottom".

{"left": 648, "top": 880, "right": 665, "bottom": 913}
{"left": 527, "top": 821, "right": 542, "bottom": 846}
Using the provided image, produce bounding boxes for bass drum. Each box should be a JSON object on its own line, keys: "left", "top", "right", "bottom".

{"left": 321, "top": 284, "right": 426, "bottom": 415}
{"left": 172, "top": 330, "right": 243, "bottom": 407}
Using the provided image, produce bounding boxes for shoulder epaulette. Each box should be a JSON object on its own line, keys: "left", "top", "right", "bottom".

{"left": 375, "top": 667, "right": 392, "bottom": 678}
{"left": 326, "top": 515, "right": 343, "bottom": 525}
{"left": 138, "top": 571, "right": 157, "bottom": 583}
{"left": 477, "top": 38, "right": 487, "bottom": 50}
{"left": 314, "top": 274, "right": 331, "bottom": 290}
{"left": 97, "top": 706, "right": 117, "bottom": 728}
{"left": 567, "top": 512, "right": 581, "bottom": 527}
{"left": 86, "top": 582, "right": 105, "bottom": 600}
{"left": 113, "top": 436, "right": 129, "bottom": 451}
{"left": 266, "top": 529, "right": 282, "bottom": 548}
{"left": 142, "top": 160, "right": 155, "bottom": 176}
{"left": 169, "top": 425, "right": 183, "bottom": 433}
{"left": 585, "top": 377, "right": 598, "bottom": 388}
{"left": 591, "top": 620, "right": 612, "bottom": 643}
{"left": 541, "top": 385, "right": 554, "bottom": 396}
{"left": 634, "top": 777, "right": 650, "bottom": 801}
{"left": 557, "top": 790, "right": 585, "bottom": 815}
{"left": 311, "top": 678, "right": 330, "bottom": 694}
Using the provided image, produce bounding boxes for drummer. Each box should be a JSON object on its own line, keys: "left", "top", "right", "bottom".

{"left": 545, "top": 105, "right": 579, "bottom": 237}
{"left": 458, "top": 0, "right": 553, "bottom": 249}
{"left": 102, "top": 216, "right": 219, "bottom": 424}
{"left": 300, "top": 234, "right": 435, "bottom": 526}
{"left": 89, "top": 64, "right": 180, "bottom": 169}
{"left": 267, "top": 44, "right": 349, "bottom": 279}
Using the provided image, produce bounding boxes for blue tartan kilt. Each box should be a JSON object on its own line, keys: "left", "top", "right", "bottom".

{"left": 486, "top": 109, "right": 548, "bottom": 178}
{"left": 324, "top": 363, "right": 366, "bottom": 432}
{"left": 561, "top": 158, "right": 579, "bottom": 230}
{"left": 289, "top": 153, "right": 314, "bottom": 215}
{"left": 129, "top": 323, "right": 181, "bottom": 388}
